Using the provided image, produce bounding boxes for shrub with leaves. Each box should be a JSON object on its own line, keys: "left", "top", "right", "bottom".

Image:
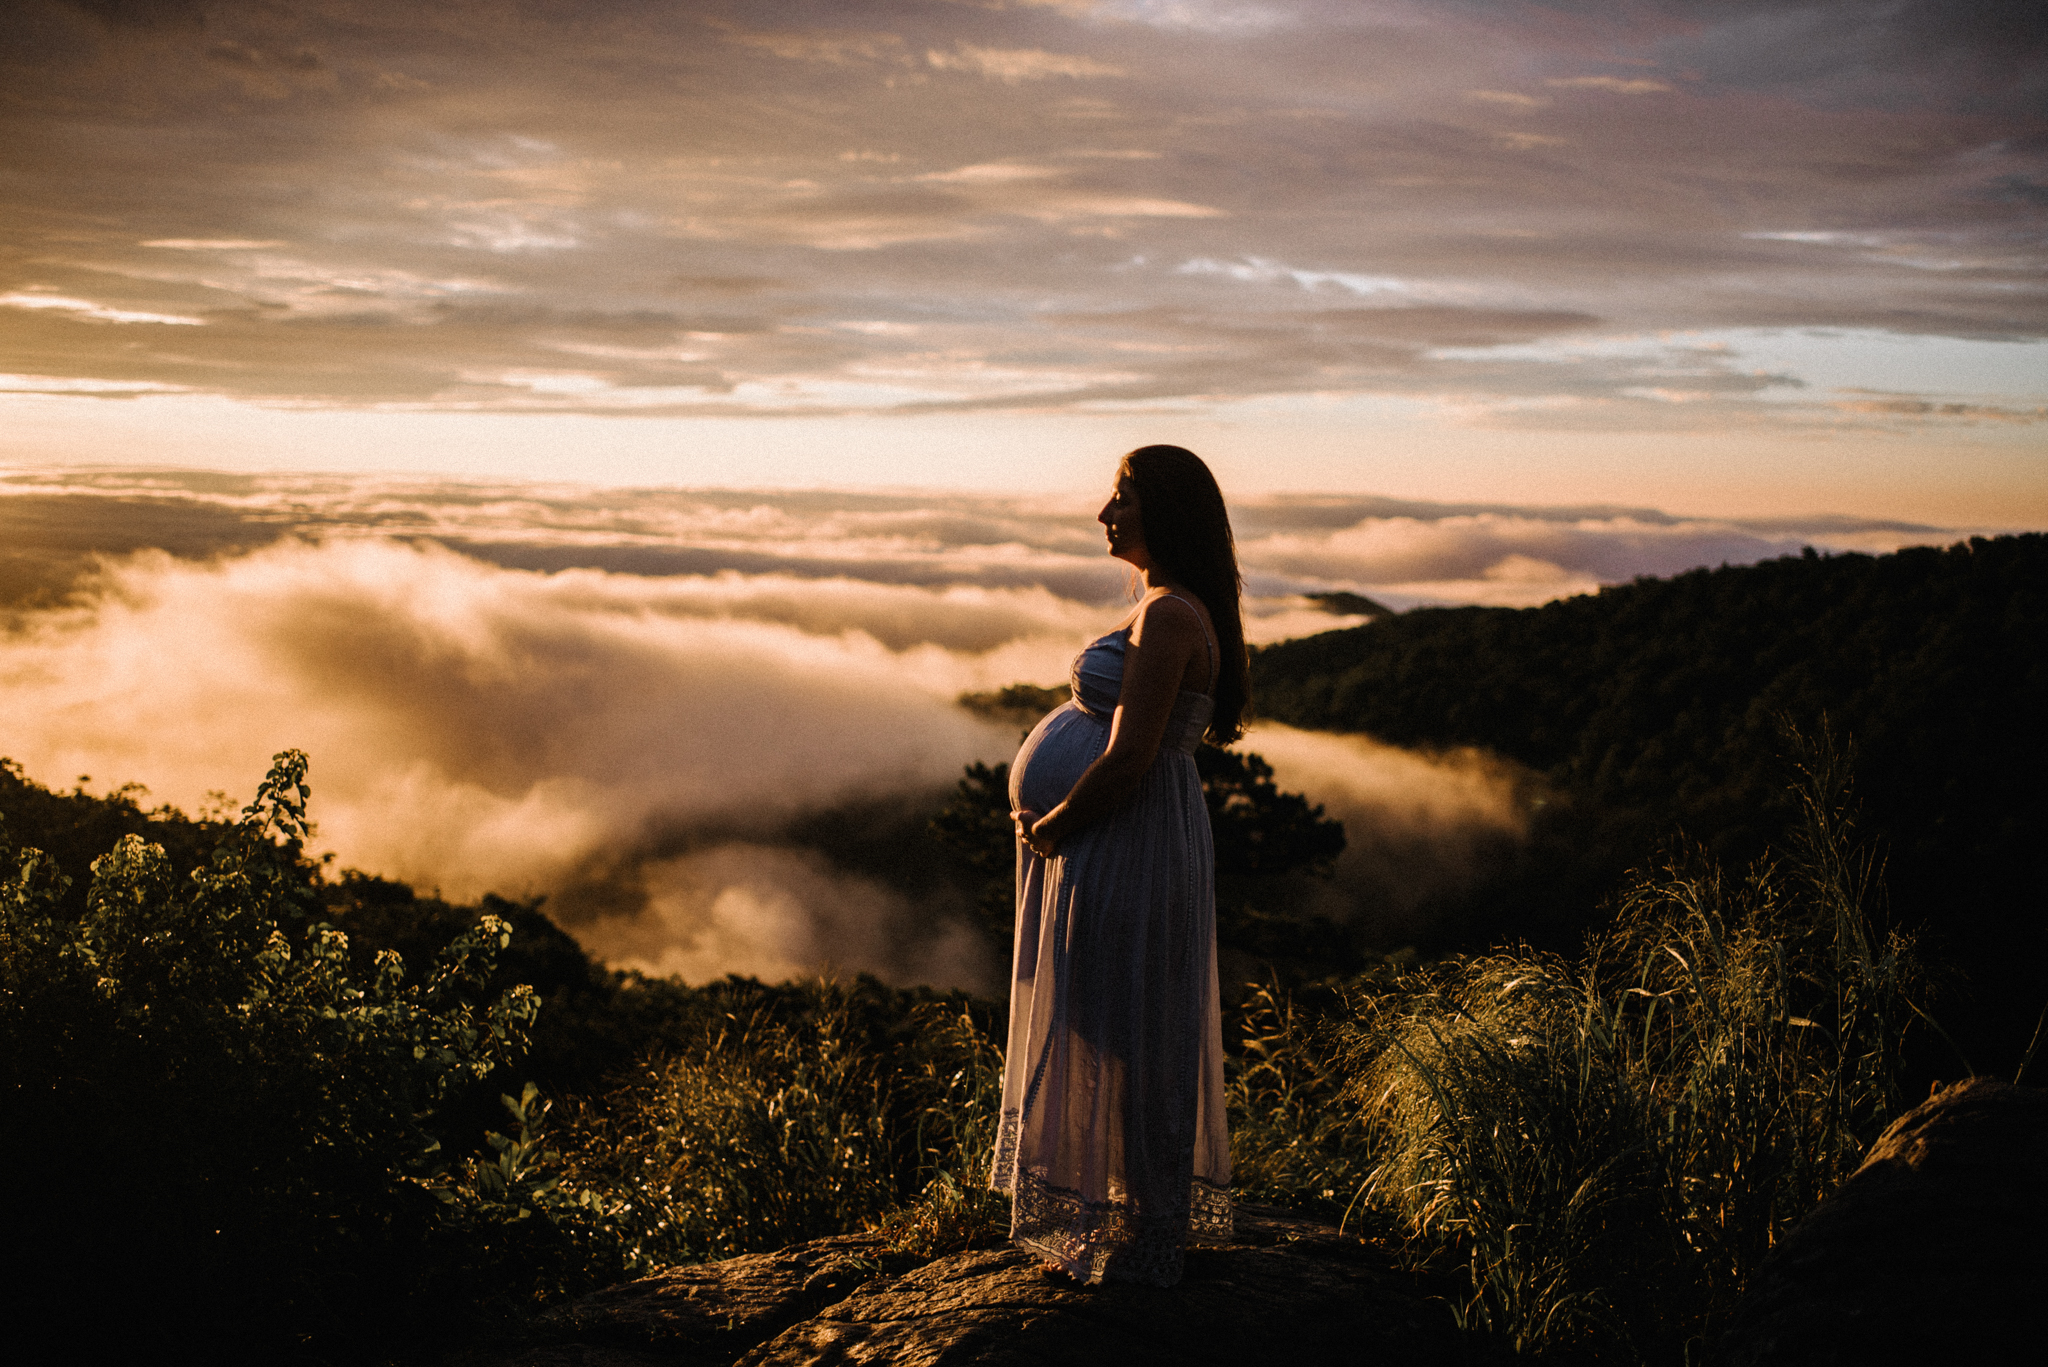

{"left": 931, "top": 745, "right": 1350, "bottom": 968}
{"left": 561, "top": 981, "right": 1009, "bottom": 1269}
{"left": 0, "top": 751, "right": 546, "bottom": 1358}
{"left": 418, "top": 1081, "right": 640, "bottom": 1304}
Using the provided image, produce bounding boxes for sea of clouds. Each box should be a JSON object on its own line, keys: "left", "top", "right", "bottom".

{"left": 0, "top": 469, "right": 1963, "bottom": 989}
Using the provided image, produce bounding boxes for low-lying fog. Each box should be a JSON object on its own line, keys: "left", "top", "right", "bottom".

{"left": 1, "top": 470, "right": 1960, "bottom": 989}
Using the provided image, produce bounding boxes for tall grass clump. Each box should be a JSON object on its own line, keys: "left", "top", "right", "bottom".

{"left": 864, "top": 998, "right": 1011, "bottom": 1257}
{"left": 1226, "top": 978, "right": 1377, "bottom": 1219}
{"left": 561, "top": 983, "right": 1007, "bottom": 1269}
{"left": 1237, "top": 726, "right": 1932, "bottom": 1360}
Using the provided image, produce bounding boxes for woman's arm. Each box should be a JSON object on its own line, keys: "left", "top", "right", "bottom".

{"left": 1018, "top": 595, "right": 1202, "bottom": 856}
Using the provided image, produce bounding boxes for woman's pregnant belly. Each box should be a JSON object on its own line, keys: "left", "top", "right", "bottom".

{"left": 1010, "top": 701, "right": 1108, "bottom": 816}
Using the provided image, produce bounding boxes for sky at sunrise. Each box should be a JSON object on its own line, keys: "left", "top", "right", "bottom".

{"left": 3, "top": 0, "right": 2044, "bottom": 521}
{"left": 3, "top": 0, "right": 2045, "bottom": 986}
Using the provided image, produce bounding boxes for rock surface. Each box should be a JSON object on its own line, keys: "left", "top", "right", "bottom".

{"left": 499, "top": 1234, "right": 922, "bottom": 1367}
{"left": 1713, "top": 1076, "right": 2048, "bottom": 1366}
{"left": 473, "top": 1207, "right": 1493, "bottom": 1367}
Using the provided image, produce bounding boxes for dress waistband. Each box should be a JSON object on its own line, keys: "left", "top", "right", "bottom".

{"left": 1071, "top": 693, "right": 1208, "bottom": 755}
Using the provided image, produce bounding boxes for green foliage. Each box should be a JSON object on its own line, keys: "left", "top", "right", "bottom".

{"left": 957, "top": 682, "right": 1072, "bottom": 725}
{"left": 566, "top": 990, "right": 897, "bottom": 1265}
{"left": 557, "top": 979, "right": 1008, "bottom": 1269}
{"left": 929, "top": 760, "right": 1021, "bottom": 949}
{"left": 1225, "top": 978, "right": 1375, "bottom": 1217}
{"left": 0, "top": 749, "right": 1016, "bottom": 1351}
{"left": 417, "top": 1082, "right": 639, "bottom": 1302}
{"left": 1226, "top": 733, "right": 1930, "bottom": 1360}
{"left": 0, "top": 751, "right": 550, "bottom": 1359}
{"left": 1198, "top": 744, "right": 1347, "bottom": 877}
{"left": 321, "top": 870, "right": 665, "bottom": 1098}
{"left": 930, "top": 744, "right": 1350, "bottom": 970}
{"left": 0, "top": 755, "right": 238, "bottom": 919}
{"left": 867, "top": 1000, "right": 1011, "bottom": 1258}
{"left": 1249, "top": 534, "right": 2047, "bottom": 1072}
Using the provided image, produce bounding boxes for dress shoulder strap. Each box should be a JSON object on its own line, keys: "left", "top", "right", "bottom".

{"left": 1153, "top": 591, "right": 1218, "bottom": 693}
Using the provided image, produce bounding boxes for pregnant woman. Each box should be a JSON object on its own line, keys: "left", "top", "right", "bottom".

{"left": 994, "top": 443, "right": 1247, "bottom": 1287}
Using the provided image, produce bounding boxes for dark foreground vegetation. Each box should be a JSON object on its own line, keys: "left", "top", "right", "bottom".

{"left": 1253, "top": 534, "right": 2047, "bottom": 1077}
{"left": 1, "top": 737, "right": 1985, "bottom": 1365}
{"left": 0, "top": 752, "right": 1009, "bottom": 1362}
{"left": 3, "top": 536, "right": 2039, "bottom": 1363}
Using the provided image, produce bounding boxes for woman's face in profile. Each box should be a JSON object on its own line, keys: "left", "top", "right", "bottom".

{"left": 1098, "top": 470, "right": 1150, "bottom": 569}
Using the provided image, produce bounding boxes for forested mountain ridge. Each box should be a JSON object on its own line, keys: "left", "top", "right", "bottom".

{"left": 1251, "top": 533, "right": 2047, "bottom": 1073}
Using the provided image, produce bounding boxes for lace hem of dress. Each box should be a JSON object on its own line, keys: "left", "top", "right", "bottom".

{"left": 991, "top": 1111, "right": 1234, "bottom": 1287}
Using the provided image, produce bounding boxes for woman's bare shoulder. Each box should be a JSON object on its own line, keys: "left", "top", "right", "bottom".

{"left": 1129, "top": 590, "right": 1206, "bottom": 647}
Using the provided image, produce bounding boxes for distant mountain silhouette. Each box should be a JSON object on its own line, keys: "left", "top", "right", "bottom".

{"left": 0, "top": 493, "right": 286, "bottom": 613}
{"left": 1303, "top": 590, "right": 1393, "bottom": 618}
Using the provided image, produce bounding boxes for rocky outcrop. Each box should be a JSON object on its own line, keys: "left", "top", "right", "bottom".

{"left": 476, "top": 1207, "right": 1495, "bottom": 1367}
{"left": 1714, "top": 1077, "right": 2048, "bottom": 1367}
{"left": 499, "top": 1234, "right": 921, "bottom": 1367}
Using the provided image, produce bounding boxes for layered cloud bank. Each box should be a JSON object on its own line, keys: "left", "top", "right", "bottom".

{"left": 0, "top": 470, "right": 1981, "bottom": 986}
{"left": 1241, "top": 724, "right": 1532, "bottom": 943}
{"left": 4, "top": 467, "right": 1966, "bottom": 612}
{"left": 2, "top": 536, "right": 1033, "bottom": 985}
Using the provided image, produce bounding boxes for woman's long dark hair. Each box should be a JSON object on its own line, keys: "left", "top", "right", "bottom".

{"left": 1122, "top": 444, "right": 1250, "bottom": 745}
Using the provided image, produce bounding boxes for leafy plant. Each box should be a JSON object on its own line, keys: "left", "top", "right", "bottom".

{"left": 560, "top": 981, "right": 1008, "bottom": 1268}
{"left": 1225, "top": 977, "right": 1374, "bottom": 1219}
{"left": 419, "top": 1081, "right": 637, "bottom": 1302}
{"left": 0, "top": 751, "right": 547, "bottom": 1358}
{"left": 931, "top": 744, "right": 1349, "bottom": 967}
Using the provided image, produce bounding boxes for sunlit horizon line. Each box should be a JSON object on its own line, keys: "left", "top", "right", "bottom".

{"left": 8, "top": 461, "right": 2034, "bottom": 539}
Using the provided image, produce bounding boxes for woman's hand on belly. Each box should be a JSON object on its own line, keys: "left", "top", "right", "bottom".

{"left": 1012, "top": 806, "right": 1059, "bottom": 859}
{"left": 1027, "top": 594, "right": 1202, "bottom": 845}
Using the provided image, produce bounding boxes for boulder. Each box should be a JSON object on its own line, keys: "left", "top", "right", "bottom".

{"left": 492, "top": 1234, "right": 923, "bottom": 1367}
{"left": 1714, "top": 1076, "right": 2048, "bottom": 1367}
{"left": 476, "top": 1207, "right": 1494, "bottom": 1367}
{"left": 740, "top": 1207, "right": 1481, "bottom": 1366}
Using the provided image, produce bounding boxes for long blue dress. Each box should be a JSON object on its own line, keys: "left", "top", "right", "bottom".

{"left": 991, "top": 599, "right": 1233, "bottom": 1286}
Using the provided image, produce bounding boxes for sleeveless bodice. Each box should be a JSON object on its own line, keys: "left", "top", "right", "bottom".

{"left": 1070, "top": 627, "right": 1214, "bottom": 754}
{"left": 1009, "top": 603, "right": 1217, "bottom": 818}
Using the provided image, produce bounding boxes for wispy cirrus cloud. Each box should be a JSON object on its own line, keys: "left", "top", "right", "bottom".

{"left": 0, "top": 292, "right": 204, "bottom": 326}
{"left": 924, "top": 43, "right": 1126, "bottom": 82}
{"left": 1545, "top": 75, "right": 1674, "bottom": 95}
{"left": 0, "top": 0, "right": 2036, "bottom": 435}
